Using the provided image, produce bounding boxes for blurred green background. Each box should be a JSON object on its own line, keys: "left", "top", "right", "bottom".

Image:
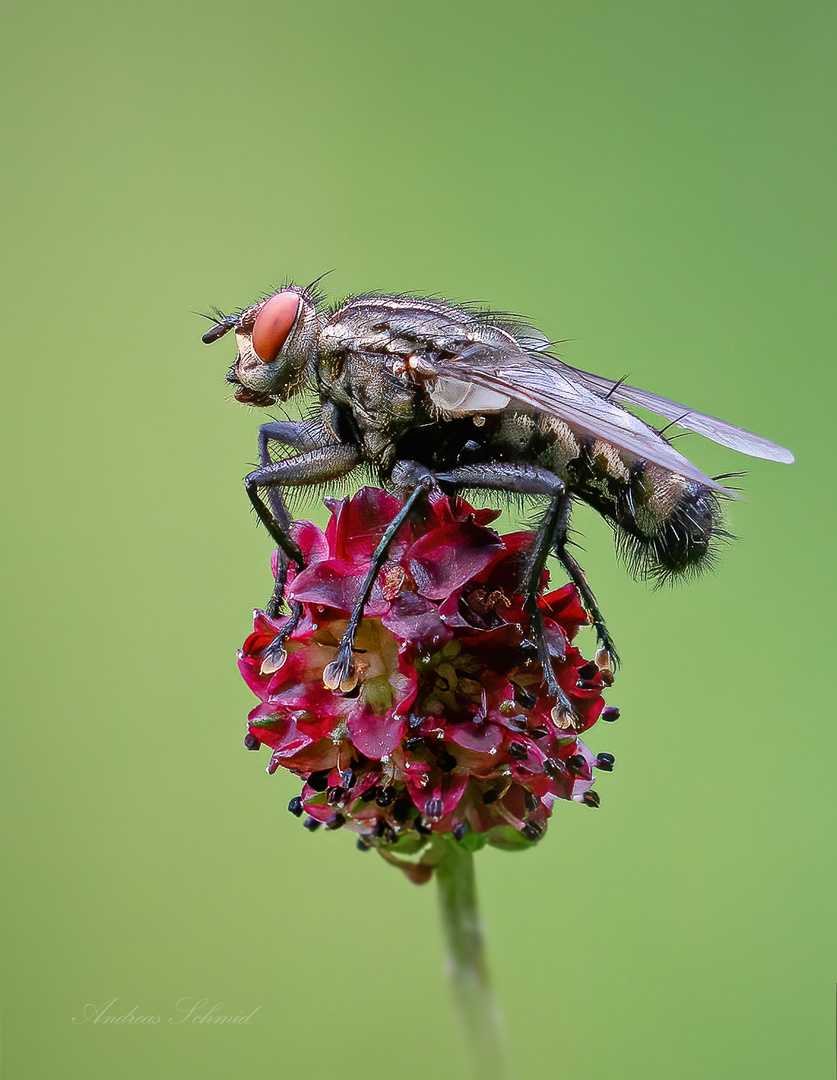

{"left": 1, "top": 0, "right": 832, "bottom": 1077}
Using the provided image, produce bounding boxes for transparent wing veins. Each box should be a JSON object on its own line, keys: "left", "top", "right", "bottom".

{"left": 432, "top": 346, "right": 737, "bottom": 495}
{"left": 559, "top": 364, "right": 794, "bottom": 464}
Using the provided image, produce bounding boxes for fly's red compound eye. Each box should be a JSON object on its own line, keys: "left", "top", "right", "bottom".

{"left": 252, "top": 290, "right": 301, "bottom": 363}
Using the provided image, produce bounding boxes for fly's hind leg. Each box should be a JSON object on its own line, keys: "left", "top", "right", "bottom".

{"left": 555, "top": 546, "right": 620, "bottom": 671}
{"left": 521, "top": 491, "right": 577, "bottom": 721}
{"left": 434, "top": 462, "right": 577, "bottom": 721}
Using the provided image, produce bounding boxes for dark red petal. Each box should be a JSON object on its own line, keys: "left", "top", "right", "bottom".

{"left": 540, "top": 583, "right": 590, "bottom": 636}
{"left": 325, "top": 488, "right": 405, "bottom": 561}
{"left": 289, "top": 560, "right": 367, "bottom": 614}
{"left": 290, "top": 519, "right": 329, "bottom": 563}
{"left": 346, "top": 708, "right": 406, "bottom": 759}
{"left": 447, "top": 721, "right": 504, "bottom": 755}
{"left": 381, "top": 591, "right": 452, "bottom": 648}
{"left": 289, "top": 559, "right": 392, "bottom": 617}
{"left": 406, "top": 772, "right": 468, "bottom": 819}
{"left": 407, "top": 520, "right": 504, "bottom": 600}
{"left": 421, "top": 493, "right": 500, "bottom": 530}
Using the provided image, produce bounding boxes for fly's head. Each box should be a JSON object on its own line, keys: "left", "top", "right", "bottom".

{"left": 202, "top": 286, "right": 320, "bottom": 406}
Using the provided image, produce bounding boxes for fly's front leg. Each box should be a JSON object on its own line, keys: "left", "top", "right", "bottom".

{"left": 323, "top": 462, "right": 438, "bottom": 694}
{"left": 434, "top": 462, "right": 577, "bottom": 721}
{"left": 258, "top": 420, "right": 325, "bottom": 528}
{"left": 256, "top": 421, "right": 327, "bottom": 610}
{"left": 245, "top": 442, "right": 362, "bottom": 668}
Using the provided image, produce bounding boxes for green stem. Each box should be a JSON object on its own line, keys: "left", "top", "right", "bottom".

{"left": 436, "top": 841, "right": 510, "bottom": 1079}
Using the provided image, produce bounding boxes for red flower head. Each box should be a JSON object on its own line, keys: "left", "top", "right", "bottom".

{"left": 239, "top": 489, "right": 617, "bottom": 875}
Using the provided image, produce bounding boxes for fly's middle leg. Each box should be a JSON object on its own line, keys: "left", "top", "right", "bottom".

{"left": 554, "top": 546, "right": 620, "bottom": 670}
{"left": 523, "top": 491, "right": 577, "bottom": 722}
{"left": 323, "top": 463, "right": 437, "bottom": 693}
{"left": 434, "top": 461, "right": 578, "bottom": 721}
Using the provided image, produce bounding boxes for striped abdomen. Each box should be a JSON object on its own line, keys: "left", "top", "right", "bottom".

{"left": 496, "top": 413, "right": 728, "bottom": 582}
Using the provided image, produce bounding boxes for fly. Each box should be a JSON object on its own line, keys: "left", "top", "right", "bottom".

{"left": 202, "top": 281, "right": 793, "bottom": 720}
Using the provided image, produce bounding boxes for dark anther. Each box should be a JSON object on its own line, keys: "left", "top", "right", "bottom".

{"left": 325, "top": 813, "right": 345, "bottom": 830}
{"left": 405, "top": 736, "right": 424, "bottom": 751}
{"left": 508, "top": 742, "right": 529, "bottom": 761}
{"left": 326, "top": 785, "right": 345, "bottom": 805}
{"left": 391, "top": 794, "right": 412, "bottom": 824}
{"left": 582, "top": 790, "right": 601, "bottom": 808}
{"left": 244, "top": 733, "right": 261, "bottom": 750}
{"left": 528, "top": 725, "right": 549, "bottom": 738}
{"left": 453, "top": 822, "right": 469, "bottom": 841}
{"left": 521, "top": 820, "right": 544, "bottom": 841}
{"left": 601, "top": 706, "right": 620, "bottom": 722}
{"left": 428, "top": 744, "right": 457, "bottom": 771}
{"left": 524, "top": 791, "right": 540, "bottom": 813}
{"left": 415, "top": 818, "right": 433, "bottom": 835}
{"left": 307, "top": 771, "right": 329, "bottom": 792}
{"left": 375, "top": 787, "right": 396, "bottom": 807}
{"left": 482, "top": 789, "right": 500, "bottom": 804}
{"left": 287, "top": 796, "right": 304, "bottom": 817}
{"left": 357, "top": 838, "right": 371, "bottom": 852}
{"left": 543, "top": 757, "right": 566, "bottom": 778}
{"left": 567, "top": 754, "right": 587, "bottom": 775}
{"left": 508, "top": 714, "right": 528, "bottom": 731}
{"left": 303, "top": 817, "right": 322, "bottom": 831}
{"left": 577, "top": 662, "right": 598, "bottom": 679}
{"left": 340, "top": 768, "right": 355, "bottom": 790}
{"left": 426, "top": 798, "right": 444, "bottom": 820}
{"left": 595, "top": 752, "right": 615, "bottom": 772}
{"left": 359, "top": 785, "right": 378, "bottom": 802}
{"left": 514, "top": 687, "right": 537, "bottom": 709}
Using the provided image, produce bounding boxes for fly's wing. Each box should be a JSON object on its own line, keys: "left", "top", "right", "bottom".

{"left": 517, "top": 353, "right": 795, "bottom": 464}
{"left": 430, "top": 345, "right": 737, "bottom": 495}
{"left": 555, "top": 364, "right": 795, "bottom": 463}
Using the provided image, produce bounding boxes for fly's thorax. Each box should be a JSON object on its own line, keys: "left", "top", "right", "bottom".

{"left": 320, "top": 294, "right": 515, "bottom": 358}
{"left": 316, "top": 349, "right": 422, "bottom": 471}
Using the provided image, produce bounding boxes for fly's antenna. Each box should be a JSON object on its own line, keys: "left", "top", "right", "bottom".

{"left": 198, "top": 307, "right": 238, "bottom": 344}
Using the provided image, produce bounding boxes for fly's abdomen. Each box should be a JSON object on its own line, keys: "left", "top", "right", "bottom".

{"left": 559, "top": 433, "right": 727, "bottom": 583}
{"left": 617, "top": 468, "right": 726, "bottom": 581}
